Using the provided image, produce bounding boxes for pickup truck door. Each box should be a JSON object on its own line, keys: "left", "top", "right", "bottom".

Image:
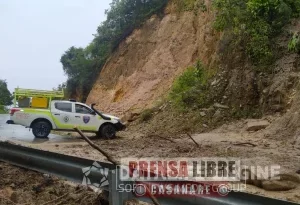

{"left": 73, "top": 103, "right": 99, "bottom": 131}
{"left": 51, "top": 102, "right": 76, "bottom": 129}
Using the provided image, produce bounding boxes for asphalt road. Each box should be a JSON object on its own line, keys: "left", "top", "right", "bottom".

{"left": 0, "top": 114, "right": 76, "bottom": 143}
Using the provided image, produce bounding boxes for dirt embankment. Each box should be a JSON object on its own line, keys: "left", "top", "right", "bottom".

{"left": 86, "top": 0, "right": 219, "bottom": 116}
{"left": 86, "top": 0, "right": 300, "bottom": 139}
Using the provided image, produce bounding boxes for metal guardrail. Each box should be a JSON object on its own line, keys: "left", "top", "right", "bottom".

{"left": 0, "top": 141, "right": 298, "bottom": 205}
{"left": 0, "top": 141, "right": 114, "bottom": 191}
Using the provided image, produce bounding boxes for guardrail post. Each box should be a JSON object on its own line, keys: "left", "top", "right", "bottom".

{"left": 109, "top": 169, "right": 134, "bottom": 205}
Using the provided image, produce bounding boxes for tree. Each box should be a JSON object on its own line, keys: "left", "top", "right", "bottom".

{"left": 0, "top": 80, "right": 12, "bottom": 106}
{"left": 53, "top": 83, "right": 66, "bottom": 92}
{"left": 60, "top": 47, "right": 95, "bottom": 101}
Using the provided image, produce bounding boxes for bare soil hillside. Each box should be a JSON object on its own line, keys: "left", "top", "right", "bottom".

{"left": 87, "top": 0, "right": 219, "bottom": 116}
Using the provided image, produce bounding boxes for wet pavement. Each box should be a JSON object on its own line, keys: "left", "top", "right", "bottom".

{"left": 0, "top": 114, "right": 79, "bottom": 144}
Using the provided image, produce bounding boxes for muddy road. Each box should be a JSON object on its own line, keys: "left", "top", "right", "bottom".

{"left": 24, "top": 119, "right": 300, "bottom": 203}
{"left": 0, "top": 113, "right": 300, "bottom": 203}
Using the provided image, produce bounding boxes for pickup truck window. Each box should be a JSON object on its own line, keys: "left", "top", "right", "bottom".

{"left": 55, "top": 102, "right": 72, "bottom": 112}
{"left": 75, "top": 104, "right": 93, "bottom": 115}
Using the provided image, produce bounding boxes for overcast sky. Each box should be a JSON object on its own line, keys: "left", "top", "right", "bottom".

{"left": 0, "top": 0, "right": 111, "bottom": 92}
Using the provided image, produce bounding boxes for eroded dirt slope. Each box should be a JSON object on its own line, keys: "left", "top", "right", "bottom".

{"left": 87, "top": 1, "right": 219, "bottom": 116}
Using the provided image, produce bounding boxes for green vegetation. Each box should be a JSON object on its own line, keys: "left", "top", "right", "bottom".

{"left": 60, "top": 47, "right": 95, "bottom": 100}
{"left": 173, "top": 0, "right": 207, "bottom": 13}
{"left": 169, "top": 60, "right": 212, "bottom": 110}
{"left": 288, "top": 32, "right": 300, "bottom": 53}
{"left": 213, "top": 0, "right": 300, "bottom": 65}
{"left": 173, "top": 0, "right": 198, "bottom": 11}
{"left": 61, "top": 0, "right": 168, "bottom": 101}
{"left": 0, "top": 105, "right": 7, "bottom": 114}
{"left": 0, "top": 80, "right": 12, "bottom": 113}
{"left": 231, "top": 107, "right": 262, "bottom": 119}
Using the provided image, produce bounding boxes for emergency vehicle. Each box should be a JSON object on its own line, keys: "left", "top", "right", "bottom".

{"left": 6, "top": 88, "right": 125, "bottom": 139}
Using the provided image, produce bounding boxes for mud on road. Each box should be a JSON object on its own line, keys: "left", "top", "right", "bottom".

{"left": 2, "top": 116, "right": 300, "bottom": 203}
{"left": 14, "top": 119, "right": 299, "bottom": 203}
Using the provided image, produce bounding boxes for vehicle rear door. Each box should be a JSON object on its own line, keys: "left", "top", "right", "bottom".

{"left": 51, "top": 102, "right": 76, "bottom": 130}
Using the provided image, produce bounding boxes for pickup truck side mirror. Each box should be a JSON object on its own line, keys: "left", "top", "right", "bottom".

{"left": 90, "top": 104, "right": 97, "bottom": 115}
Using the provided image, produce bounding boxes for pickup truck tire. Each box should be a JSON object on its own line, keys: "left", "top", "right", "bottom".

{"left": 99, "top": 124, "right": 116, "bottom": 139}
{"left": 32, "top": 121, "right": 51, "bottom": 138}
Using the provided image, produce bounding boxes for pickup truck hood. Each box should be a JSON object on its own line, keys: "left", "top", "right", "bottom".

{"left": 102, "top": 113, "right": 120, "bottom": 121}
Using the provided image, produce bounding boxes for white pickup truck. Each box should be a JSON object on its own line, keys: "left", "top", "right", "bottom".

{"left": 7, "top": 100, "right": 126, "bottom": 139}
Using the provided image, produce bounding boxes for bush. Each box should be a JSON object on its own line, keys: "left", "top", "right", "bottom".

{"left": 0, "top": 80, "right": 12, "bottom": 106}
{"left": 245, "top": 19, "right": 272, "bottom": 63}
{"left": 169, "top": 66, "right": 199, "bottom": 108}
{"left": 282, "top": 0, "right": 300, "bottom": 17}
{"left": 288, "top": 33, "right": 300, "bottom": 53}
{"left": 213, "top": 0, "right": 300, "bottom": 65}
{"left": 169, "top": 60, "right": 210, "bottom": 109}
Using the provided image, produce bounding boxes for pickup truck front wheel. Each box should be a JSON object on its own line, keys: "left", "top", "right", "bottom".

{"left": 99, "top": 124, "right": 116, "bottom": 139}
{"left": 32, "top": 121, "right": 51, "bottom": 138}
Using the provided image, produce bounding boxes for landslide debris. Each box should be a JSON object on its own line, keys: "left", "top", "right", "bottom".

{"left": 0, "top": 162, "right": 105, "bottom": 205}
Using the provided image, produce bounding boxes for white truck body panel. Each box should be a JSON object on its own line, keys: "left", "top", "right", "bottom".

{"left": 9, "top": 100, "right": 123, "bottom": 133}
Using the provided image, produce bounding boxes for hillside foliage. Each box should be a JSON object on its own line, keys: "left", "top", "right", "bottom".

{"left": 169, "top": 61, "right": 213, "bottom": 110}
{"left": 61, "top": 0, "right": 168, "bottom": 101}
{"left": 288, "top": 32, "right": 300, "bottom": 53}
{"left": 169, "top": 0, "right": 300, "bottom": 116}
{"left": 213, "top": 0, "right": 300, "bottom": 65}
{"left": 173, "top": 0, "right": 207, "bottom": 13}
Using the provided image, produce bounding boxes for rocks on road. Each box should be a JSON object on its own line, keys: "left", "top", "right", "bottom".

{"left": 246, "top": 120, "right": 270, "bottom": 132}
{"left": 262, "top": 180, "right": 298, "bottom": 191}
